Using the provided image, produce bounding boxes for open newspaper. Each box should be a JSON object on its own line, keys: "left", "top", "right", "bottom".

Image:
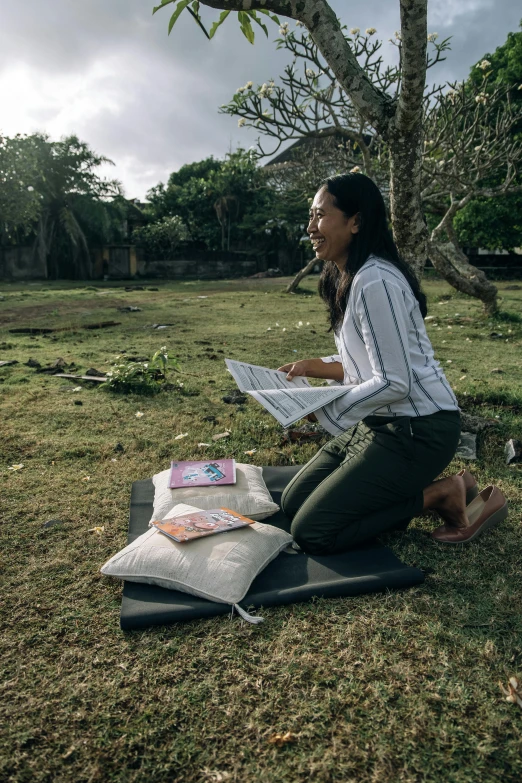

{"left": 225, "top": 358, "right": 349, "bottom": 428}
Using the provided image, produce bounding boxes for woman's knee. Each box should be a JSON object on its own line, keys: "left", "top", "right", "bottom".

{"left": 291, "top": 514, "right": 334, "bottom": 556}
{"left": 281, "top": 487, "right": 299, "bottom": 520}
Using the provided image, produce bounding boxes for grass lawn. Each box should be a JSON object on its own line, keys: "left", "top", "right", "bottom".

{"left": 1, "top": 275, "right": 521, "bottom": 783}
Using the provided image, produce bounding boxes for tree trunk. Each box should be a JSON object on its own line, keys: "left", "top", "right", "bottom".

{"left": 286, "top": 257, "right": 319, "bottom": 293}
{"left": 388, "top": 128, "right": 429, "bottom": 279}
{"left": 428, "top": 240, "right": 498, "bottom": 315}
{"left": 387, "top": 0, "right": 429, "bottom": 279}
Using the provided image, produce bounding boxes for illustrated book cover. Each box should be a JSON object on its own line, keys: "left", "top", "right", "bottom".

{"left": 152, "top": 507, "right": 255, "bottom": 542}
{"left": 168, "top": 459, "right": 236, "bottom": 489}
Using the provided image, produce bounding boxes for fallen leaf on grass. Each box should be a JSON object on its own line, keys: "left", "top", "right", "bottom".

{"left": 244, "top": 449, "right": 257, "bottom": 456}
{"left": 82, "top": 476, "right": 90, "bottom": 481}
{"left": 268, "top": 732, "right": 298, "bottom": 747}
{"left": 174, "top": 432, "right": 188, "bottom": 440}
{"left": 500, "top": 677, "right": 522, "bottom": 708}
{"left": 88, "top": 526, "right": 104, "bottom": 535}
{"left": 8, "top": 464, "right": 24, "bottom": 471}
{"left": 212, "top": 431, "right": 230, "bottom": 441}
{"left": 197, "top": 442, "right": 211, "bottom": 448}
{"left": 72, "top": 386, "right": 82, "bottom": 392}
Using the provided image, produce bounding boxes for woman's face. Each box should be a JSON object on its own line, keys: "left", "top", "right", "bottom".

{"left": 307, "top": 187, "right": 359, "bottom": 270}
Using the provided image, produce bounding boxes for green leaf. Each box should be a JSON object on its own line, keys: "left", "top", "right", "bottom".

{"left": 187, "top": 3, "right": 210, "bottom": 38}
{"left": 248, "top": 11, "right": 268, "bottom": 38}
{"left": 152, "top": 0, "right": 176, "bottom": 16}
{"left": 209, "top": 9, "right": 231, "bottom": 39}
{"left": 256, "top": 9, "right": 280, "bottom": 25}
{"left": 167, "top": 0, "right": 191, "bottom": 34}
{"left": 238, "top": 11, "right": 255, "bottom": 45}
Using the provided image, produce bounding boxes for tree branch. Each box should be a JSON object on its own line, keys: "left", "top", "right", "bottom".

{"left": 195, "top": 0, "right": 393, "bottom": 133}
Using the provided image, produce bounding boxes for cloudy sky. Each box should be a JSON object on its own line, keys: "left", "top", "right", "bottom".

{"left": 1, "top": 1, "right": 520, "bottom": 199}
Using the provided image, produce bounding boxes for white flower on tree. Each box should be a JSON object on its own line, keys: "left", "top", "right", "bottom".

{"left": 478, "top": 59, "right": 491, "bottom": 71}
{"left": 475, "top": 93, "right": 488, "bottom": 104}
{"left": 350, "top": 165, "right": 362, "bottom": 173}
{"left": 279, "top": 22, "right": 289, "bottom": 36}
{"left": 349, "top": 27, "right": 360, "bottom": 35}
{"left": 259, "top": 83, "right": 273, "bottom": 98}
{"left": 427, "top": 33, "right": 438, "bottom": 42}
{"left": 365, "top": 28, "right": 377, "bottom": 36}
{"left": 238, "top": 118, "right": 246, "bottom": 127}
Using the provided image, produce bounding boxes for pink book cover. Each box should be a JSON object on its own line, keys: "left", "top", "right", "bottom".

{"left": 168, "top": 459, "right": 237, "bottom": 489}
{"left": 152, "top": 507, "right": 255, "bottom": 543}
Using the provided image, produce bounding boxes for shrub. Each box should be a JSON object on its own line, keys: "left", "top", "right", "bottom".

{"left": 101, "top": 347, "right": 182, "bottom": 395}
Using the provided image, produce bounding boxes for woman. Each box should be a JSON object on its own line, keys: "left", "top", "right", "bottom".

{"left": 278, "top": 173, "right": 507, "bottom": 554}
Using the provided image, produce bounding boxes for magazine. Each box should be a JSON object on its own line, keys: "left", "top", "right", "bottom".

{"left": 169, "top": 459, "right": 236, "bottom": 489}
{"left": 225, "top": 358, "right": 349, "bottom": 427}
{"left": 152, "top": 507, "right": 255, "bottom": 542}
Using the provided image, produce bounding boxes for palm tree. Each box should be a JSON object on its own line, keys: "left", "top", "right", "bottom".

{"left": 28, "top": 134, "right": 124, "bottom": 279}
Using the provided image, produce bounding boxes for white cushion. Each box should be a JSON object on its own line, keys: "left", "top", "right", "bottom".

{"left": 101, "top": 503, "right": 293, "bottom": 605}
{"left": 149, "top": 463, "right": 279, "bottom": 526}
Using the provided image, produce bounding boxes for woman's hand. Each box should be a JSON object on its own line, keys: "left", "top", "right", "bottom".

{"left": 277, "top": 359, "right": 315, "bottom": 381}
{"left": 277, "top": 358, "right": 345, "bottom": 382}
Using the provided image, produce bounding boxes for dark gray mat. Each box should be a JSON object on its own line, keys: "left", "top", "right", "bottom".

{"left": 120, "top": 466, "right": 424, "bottom": 630}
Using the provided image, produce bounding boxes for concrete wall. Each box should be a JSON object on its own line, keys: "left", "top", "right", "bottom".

{"left": 137, "top": 252, "right": 266, "bottom": 280}
{"left": 0, "top": 246, "right": 47, "bottom": 280}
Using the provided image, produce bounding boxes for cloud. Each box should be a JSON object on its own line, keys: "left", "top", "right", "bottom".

{"left": 1, "top": 0, "right": 520, "bottom": 198}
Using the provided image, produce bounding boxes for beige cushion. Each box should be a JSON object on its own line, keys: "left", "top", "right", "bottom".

{"left": 101, "top": 503, "right": 293, "bottom": 605}
{"left": 149, "top": 463, "right": 279, "bottom": 526}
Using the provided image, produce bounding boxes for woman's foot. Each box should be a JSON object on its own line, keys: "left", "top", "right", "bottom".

{"left": 457, "top": 468, "right": 479, "bottom": 505}
{"left": 423, "top": 475, "right": 468, "bottom": 529}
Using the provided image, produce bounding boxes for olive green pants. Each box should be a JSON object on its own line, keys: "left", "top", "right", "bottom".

{"left": 281, "top": 410, "right": 461, "bottom": 555}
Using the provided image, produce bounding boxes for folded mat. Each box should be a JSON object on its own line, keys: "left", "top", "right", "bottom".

{"left": 121, "top": 466, "right": 424, "bottom": 629}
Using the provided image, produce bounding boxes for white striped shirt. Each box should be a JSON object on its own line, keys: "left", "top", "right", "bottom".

{"left": 315, "top": 256, "right": 459, "bottom": 436}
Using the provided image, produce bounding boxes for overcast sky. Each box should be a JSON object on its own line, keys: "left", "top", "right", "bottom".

{"left": 1, "top": 1, "right": 520, "bottom": 199}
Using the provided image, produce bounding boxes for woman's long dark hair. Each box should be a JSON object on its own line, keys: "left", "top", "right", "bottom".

{"left": 317, "top": 173, "right": 427, "bottom": 330}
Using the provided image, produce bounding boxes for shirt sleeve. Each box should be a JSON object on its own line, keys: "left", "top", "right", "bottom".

{"left": 320, "top": 354, "right": 342, "bottom": 364}
{"left": 315, "top": 279, "right": 413, "bottom": 435}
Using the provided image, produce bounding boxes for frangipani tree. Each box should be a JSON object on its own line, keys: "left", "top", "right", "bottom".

{"left": 220, "top": 29, "right": 522, "bottom": 309}
{"left": 422, "top": 66, "right": 522, "bottom": 309}
{"left": 155, "top": 2, "right": 522, "bottom": 313}
{"left": 154, "top": 0, "right": 431, "bottom": 279}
